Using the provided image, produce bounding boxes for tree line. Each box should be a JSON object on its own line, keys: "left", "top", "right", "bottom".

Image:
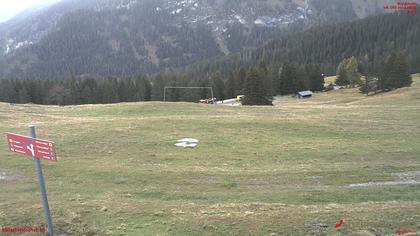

{"left": 0, "top": 76, "right": 152, "bottom": 106}
{"left": 335, "top": 52, "right": 413, "bottom": 95}
{"left": 0, "top": 49, "right": 413, "bottom": 106}
{"left": 0, "top": 61, "right": 326, "bottom": 105}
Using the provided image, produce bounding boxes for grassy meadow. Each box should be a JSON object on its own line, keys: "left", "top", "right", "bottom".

{"left": 0, "top": 75, "right": 420, "bottom": 235}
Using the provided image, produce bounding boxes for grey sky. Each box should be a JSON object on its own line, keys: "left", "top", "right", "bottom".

{"left": 0, "top": 0, "right": 61, "bottom": 23}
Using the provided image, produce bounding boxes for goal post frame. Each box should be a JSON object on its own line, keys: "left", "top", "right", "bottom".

{"left": 163, "top": 86, "right": 215, "bottom": 104}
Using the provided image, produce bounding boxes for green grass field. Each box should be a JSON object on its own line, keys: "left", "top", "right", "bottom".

{"left": 1, "top": 75, "right": 420, "bottom": 236}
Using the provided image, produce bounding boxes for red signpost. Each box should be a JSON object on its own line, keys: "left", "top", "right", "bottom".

{"left": 5, "top": 126, "right": 56, "bottom": 236}
{"left": 6, "top": 133, "right": 56, "bottom": 161}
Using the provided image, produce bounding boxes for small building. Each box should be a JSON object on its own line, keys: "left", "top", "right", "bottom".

{"left": 297, "top": 90, "right": 313, "bottom": 99}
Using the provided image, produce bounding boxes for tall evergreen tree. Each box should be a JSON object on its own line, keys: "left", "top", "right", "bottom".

{"left": 346, "top": 57, "right": 362, "bottom": 87}
{"left": 336, "top": 59, "right": 350, "bottom": 86}
{"left": 225, "top": 72, "right": 236, "bottom": 99}
{"left": 102, "top": 77, "right": 120, "bottom": 103}
{"left": 359, "top": 54, "right": 378, "bottom": 95}
{"left": 0, "top": 79, "right": 15, "bottom": 103}
{"left": 141, "top": 76, "right": 152, "bottom": 101}
{"left": 379, "top": 52, "right": 412, "bottom": 91}
{"left": 295, "top": 64, "right": 309, "bottom": 91}
{"left": 212, "top": 73, "right": 226, "bottom": 100}
{"left": 152, "top": 74, "right": 166, "bottom": 101}
{"left": 279, "top": 63, "right": 298, "bottom": 95}
{"left": 46, "top": 85, "right": 70, "bottom": 106}
{"left": 242, "top": 67, "right": 272, "bottom": 105}
{"left": 68, "top": 76, "right": 82, "bottom": 104}
{"left": 235, "top": 67, "right": 247, "bottom": 95}
{"left": 336, "top": 57, "right": 361, "bottom": 87}
{"left": 306, "top": 64, "right": 324, "bottom": 92}
{"left": 18, "top": 87, "right": 31, "bottom": 104}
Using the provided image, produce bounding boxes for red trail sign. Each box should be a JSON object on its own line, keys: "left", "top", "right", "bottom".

{"left": 6, "top": 133, "right": 57, "bottom": 161}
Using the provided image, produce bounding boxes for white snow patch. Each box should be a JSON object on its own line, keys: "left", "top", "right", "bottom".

{"left": 116, "top": 0, "right": 136, "bottom": 10}
{"left": 254, "top": 19, "right": 265, "bottom": 25}
{"left": 15, "top": 41, "right": 33, "bottom": 50}
{"left": 175, "top": 138, "right": 199, "bottom": 148}
{"left": 348, "top": 180, "right": 420, "bottom": 188}
{"left": 177, "top": 138, "right": 199, "bottom": 143}
{"left": 172, "top": 8, "right": 182, "bottom": 14}
{"left": 0, "top": 171, "right": 18, "bottom": 181}
{"left": 348, "top": 171, "right": 420, "bottom": 188}
{"left": 234, "top": 15, "right": 246, "bottom": 24}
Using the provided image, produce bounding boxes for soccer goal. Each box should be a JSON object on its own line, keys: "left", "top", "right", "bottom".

{"left": 163, "top": 86, "right": 215, "bottom": 104}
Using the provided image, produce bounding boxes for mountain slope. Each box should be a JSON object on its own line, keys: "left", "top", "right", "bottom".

{"left": 186, "top": 12, "right": 420, "bottom": 77}
{"left": 0, "top": 0, "right": 395, "bottom": 79}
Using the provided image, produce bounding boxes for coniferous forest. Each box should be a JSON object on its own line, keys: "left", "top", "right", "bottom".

{"left": 186, "top": 13, "right": 420, "bottom": 77}
{"left": 0, "top": 12, "right": 419, "bottom": 105}
{"left": 0, "top": 50, "right": 412, "bottom": 106}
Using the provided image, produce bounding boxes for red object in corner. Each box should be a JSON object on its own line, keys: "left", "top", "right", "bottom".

{"left": 335, "top": 219, "right": 344, "bottom": 228}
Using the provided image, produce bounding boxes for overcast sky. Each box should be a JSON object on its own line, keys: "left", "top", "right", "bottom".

{"left": 0, "top": 0, "right": 61, "bottom": 23}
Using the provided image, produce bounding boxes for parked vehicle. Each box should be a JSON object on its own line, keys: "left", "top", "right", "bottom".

{"left": 236, "top": 95, "right": 245, "bottom": 101}
{"left": 199, "top": 98, "right": 217, "bottom": 104}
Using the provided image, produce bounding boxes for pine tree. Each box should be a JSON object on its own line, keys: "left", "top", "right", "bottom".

{"left": 0, "top": 79, "right": 15, "bottom": 103}
{"left": 117, "top": 79, "right": 129, "bottom": 102}
{"left": 152, "top": 74, "right": 166, "bottom": 101}
{"left": 81, "top": 85, "right": 94, "bottom": 104}
{"left": 394, "top": 52, "right": 412, "bottom": 88}
{"left": 274, "top": 66, "right": 283, "bottom": 95}
{"left": 379, "top": 52, "right": 412, "bottom": 91}
{"left": 279, "top": 63, "right": 298, "bottom": 95}
{"left": 102, "top": 77, "right": 120, "bottom": 103}
{"left": 295, "top": 64, "right": 309, "bottom": 91}
{"left": 212, "top": 73, "right": 226, "bottom": 100}
{"left": 125, "top": 78, "right": 137, "bottom": 102}
{"left": 359, "top": 76, "right": 378, "bottom": 95}
{"left": 68, "top": 76, "right": 81, "bottom": 105}
{"left": 168, "top": 75, "right": 180, "bottom": 102}
{"left": 346, "top": 57, "right": 362, "bottom": 87}
{"left": 235, "top": 67, "right": 247, "bottom": 95}
{"left": 225, "top": 72, "right": 236, "bottom": 99}
{"left": 46, "top": 85, "right": 70, "bottom": 106}
{"left": 257, "top": 61, "right": 274, "bottom": 97}
{"left": 306, "top": 64, "right": 325, "bottom": 92}
{"left": 336, "top": 59, "right": 350, "bottom": 86}
{"left": 359, "top": 54, "right": 378, "bottom": 95}
{"left": 142, "top": 76, "right": 152, "bottom": 101}
{"left": 243, "top": 67, "right": 272, "bottom": 105}
{"left": 18, "top": 87, "right": 31, "bottom": 104}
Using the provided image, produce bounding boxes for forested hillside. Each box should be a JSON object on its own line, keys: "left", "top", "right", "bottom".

{"left": 0, "top": 12, "right": 419, "bottom": 106}
{"left": 187, "top": 12, "right": 420, "bottom": 77}
{"left": 0, "top": 0, "right": 391, "bottom": 79}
